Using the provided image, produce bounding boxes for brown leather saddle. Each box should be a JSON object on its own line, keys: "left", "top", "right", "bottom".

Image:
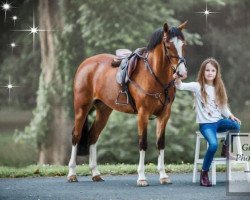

{"left": 112, "top": 47, "right": 147, "bottom": 112}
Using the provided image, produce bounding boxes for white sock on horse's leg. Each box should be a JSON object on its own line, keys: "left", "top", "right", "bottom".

{"left": 157, "top": 149, "right": 168, "bottom": 179}
{"left": 68, "top": 144, "right": 77, "bottom": 177}
{"left": 89, "top": 143, "right": 101, "bottom": 177}
{"left": 137, "top": 150, "right": 146, "bottom": 181}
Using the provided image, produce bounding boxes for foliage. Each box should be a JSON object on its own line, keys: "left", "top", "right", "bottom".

{"left": 14, "top": 0, "right": 85, "bottom": 142}
{"left": 0, "top": 131, "right": 37, "bottom": 167}
{"left": 55, "top": 0, "right": 86, "bottom": 118}
{"left": 14, "top": 72, "right": 51, "bottom": 144}
{"left": 178, "top": 0, "right": 250, "bottom": 111}
{"left": 0, "top": 0, "right": 40, "bottom": 109}
{"left": 97, "top": 91, "right": 197, "bottom": 164}
{"left": 77, "top": 0, "right": 201, "bottom": 56}
{"left": 204, "top": 0, "right": 250, "bottom": 109}
{"left": 166, "top": 0, "right": 233, "bottom": 12}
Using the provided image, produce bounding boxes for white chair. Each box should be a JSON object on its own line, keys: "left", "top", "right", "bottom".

{"left": 192, "top": 131, "right": 250, "bottom": 185}
{"left": 193, "top": 131, "right": 227, "bottom": 185}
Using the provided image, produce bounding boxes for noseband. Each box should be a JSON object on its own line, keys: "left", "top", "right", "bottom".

{"left": 163, "top": 36, "right": 186, "bottom": 77}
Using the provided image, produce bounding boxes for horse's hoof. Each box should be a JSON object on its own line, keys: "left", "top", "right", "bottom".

{"left": 67, "top": 175, "right": 78, "bottom": 182}
{"left": 160, "top": 177, "right": 172, "bottom": 185}
{"left": 92, "top": 175, "right": 104, "bottom": 182}
{"left": 137, "top": 180, "right": 149, "bottom": 187}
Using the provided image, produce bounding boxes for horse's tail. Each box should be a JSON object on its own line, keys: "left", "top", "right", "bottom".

{"left": 76, "top": 116, "right": 90, "bottom": 156}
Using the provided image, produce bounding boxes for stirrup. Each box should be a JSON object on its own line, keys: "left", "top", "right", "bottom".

{"left": 115, "top": 90, "right": 129, "bottom": 105}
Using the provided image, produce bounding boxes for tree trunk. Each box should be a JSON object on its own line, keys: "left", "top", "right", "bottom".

{"left": 37, "top": 0, "right": 72, "bottom": 164}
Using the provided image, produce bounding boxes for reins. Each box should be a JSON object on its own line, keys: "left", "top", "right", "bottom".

{"left": 127, "top": 51, "right": 176, "bottom": 115}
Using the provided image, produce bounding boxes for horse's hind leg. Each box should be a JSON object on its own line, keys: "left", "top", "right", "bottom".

{"left": 89, "top": 102, "right": 112, "bottom": 181}
{"left": 67, "top": 104, "right": 91, "bottom": 182}
{"left": 67, "top": 139, "right": 78, "bottom": 182}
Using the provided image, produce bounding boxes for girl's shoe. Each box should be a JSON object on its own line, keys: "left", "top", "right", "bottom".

{"left": 200, "top": 170, "right": 212, "bottom": 187}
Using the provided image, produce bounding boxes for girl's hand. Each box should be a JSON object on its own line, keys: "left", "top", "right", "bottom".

{"left": 230, "top": 115, "right": 241, "bottom": 125}
{"left": 173, "top": 73, "right": 182, "bottom": 85}
{"left": 173, "top": 73, "right": 179, "bottom": 79}
{"left": 173, "top": 73, "right": 187, "bottom": 80}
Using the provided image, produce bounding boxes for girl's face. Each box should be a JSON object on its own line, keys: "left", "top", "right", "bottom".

{"left": 204, "top": 63, "right": 217, "bottom": 83}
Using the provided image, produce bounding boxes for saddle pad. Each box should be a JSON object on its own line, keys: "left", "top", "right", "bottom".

{"left": 116, "top": 49, "right": 132, "bottom": 59}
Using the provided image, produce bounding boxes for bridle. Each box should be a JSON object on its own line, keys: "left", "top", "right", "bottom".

{"left": 126, "top": 31, "right": 187, "bottom": 116}
{"left": 163, "top": 35, "right": 187, "bottom": 78}
{"left": 127, "top": 34, "right": 186, "bottom": 113}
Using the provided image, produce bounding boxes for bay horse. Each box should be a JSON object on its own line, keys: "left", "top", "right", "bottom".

{"left": 67, "top": 21, "right": 188, "bottom": 186}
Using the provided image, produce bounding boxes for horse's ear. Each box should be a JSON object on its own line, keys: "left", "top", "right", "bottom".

{"left": 178, "top": 20, "right": 188, "bottom": 30}
{"left": 163, "top": 23, "right": 169, "bottom": 33}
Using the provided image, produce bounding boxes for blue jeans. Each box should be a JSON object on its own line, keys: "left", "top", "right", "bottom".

{"left": 199, "top": 119, "right": 240, "bottom": 171}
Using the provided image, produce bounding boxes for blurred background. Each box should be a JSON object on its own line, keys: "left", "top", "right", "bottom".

{"left": 0, "top": 0, "right": 249, "bottom": 167}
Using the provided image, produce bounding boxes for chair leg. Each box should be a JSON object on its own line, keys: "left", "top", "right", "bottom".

{"left": 193, "top": 134, "right": 201, "bottom": 183}
{"left": 193, "top": 163, "right": 197, "bottom": 183}
{"left": 211, "top": 162, "right": 216, "bottom": 185}
{"left": 228, "top": 161, "right": 232, "bottom": 181}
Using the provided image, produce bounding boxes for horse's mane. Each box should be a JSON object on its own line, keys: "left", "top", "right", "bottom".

{"left": 147, "top": 26, "right": 185, "bottom": 51}
{"left": 147, "top": 28, "right": 163, "bottom": 51}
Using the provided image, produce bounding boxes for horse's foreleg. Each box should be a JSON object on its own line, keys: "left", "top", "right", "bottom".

{"left": 89, "top": 143, "right": 103, "bottom": 181}
{"left": 137, "top": 112, "right": 149, "bottom": 186}
{"left": 89, "top": 104, "right": 112, "bottom": 181}
{"left": 157, "top": 149, "right": 171, "bottom": 184}
{"left": 156, "top": 112, "right": 172, "bottom": 185}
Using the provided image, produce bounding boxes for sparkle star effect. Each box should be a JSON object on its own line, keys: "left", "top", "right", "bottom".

{"left": 1, "top": 1, "right": 11, "bottom": 23}
{"left": 195, "top": 1, "right": 219, "bottom": 27}
{"left": 9, "top": 42, "right": 17, "bottom": 53}
{"left": 0, "top": 76, "right": 21, "bottom": 102}
{"left": 12, "top": 15, "right": 17, "bottom": 26}
{"left": 12, "top": 10, "right": 54, "bottom": 51}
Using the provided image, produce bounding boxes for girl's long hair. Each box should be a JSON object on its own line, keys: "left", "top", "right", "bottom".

{"left": 196, "top": 58, "right": 228, "bottom": 107}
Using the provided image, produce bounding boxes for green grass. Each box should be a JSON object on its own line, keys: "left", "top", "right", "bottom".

{"left": 0, "top": 163, "right": 229, "bottom": 178}
{"left": 0, "top": 108, "right": 36, "bottom": 167}
{"left": 0, "top": 132, "right": 37, "bottom": 167}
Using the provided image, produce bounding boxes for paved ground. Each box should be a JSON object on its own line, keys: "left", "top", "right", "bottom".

{"left": 0, "top": 173, "right": 249, "bottom": 200}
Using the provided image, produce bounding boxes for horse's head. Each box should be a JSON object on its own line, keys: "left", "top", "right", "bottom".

{"left": 163, "top": 21, "right": 188, "bottom": 79}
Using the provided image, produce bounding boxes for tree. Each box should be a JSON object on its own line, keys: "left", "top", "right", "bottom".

{"left": 16, "top": 0, "right": 85, "bottom": 164}
{"left": 77, "top": 0, "right": 201, "bottom": 55}
{"left": 31, "top": 0, "right": 71, "bottom": 164}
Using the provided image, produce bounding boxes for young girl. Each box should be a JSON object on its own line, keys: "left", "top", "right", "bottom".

{"left": 174, "top": 58, "right": 241, "bottom": 187}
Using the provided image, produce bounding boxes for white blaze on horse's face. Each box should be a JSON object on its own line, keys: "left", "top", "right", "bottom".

{"left": 170, "top": 37, "right": 187, "bottom": 78}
